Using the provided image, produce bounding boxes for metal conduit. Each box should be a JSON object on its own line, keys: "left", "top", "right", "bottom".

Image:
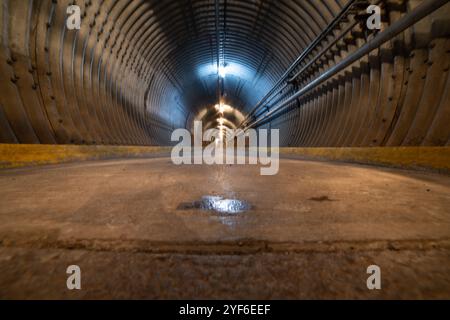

{"left": 239, "top": 0, "right": 360, "bottom": 127}
{"left": 246, "top": 0, "right": 450, "bottom": 129}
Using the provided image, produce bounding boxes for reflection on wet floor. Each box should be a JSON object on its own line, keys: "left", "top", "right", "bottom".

{"left": 178, "top": 195, "right": 251, "bottom": 215}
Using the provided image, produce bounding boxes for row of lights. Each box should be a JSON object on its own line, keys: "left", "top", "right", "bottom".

{"left": 216, "top": 64, "right": 228, "bottom": 141}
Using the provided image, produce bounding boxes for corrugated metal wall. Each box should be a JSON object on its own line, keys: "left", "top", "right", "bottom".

{"left": 0, "top": 0, "right": 449, "bottom": 146}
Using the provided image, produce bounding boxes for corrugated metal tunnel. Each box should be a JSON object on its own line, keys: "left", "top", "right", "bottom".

{"left": 0, "top": 0, "right": 450, "bottom": 300}
{"left": 1, "top": 0, "right": 449, "bottom": 147}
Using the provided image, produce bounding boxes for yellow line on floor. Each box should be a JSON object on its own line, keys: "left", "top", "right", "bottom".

{"left": 1, "top": 144, "right": 449, "bottom": 173}
{"left": 280, "top": 147, "right": 450, "bottom": 173}
{"left": 0, "top": 144, "right": 171, "bottom": 169}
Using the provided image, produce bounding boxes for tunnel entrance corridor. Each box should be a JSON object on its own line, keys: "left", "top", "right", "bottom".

{"left": 0, "top": 0, "right": 450, "bottom": 300}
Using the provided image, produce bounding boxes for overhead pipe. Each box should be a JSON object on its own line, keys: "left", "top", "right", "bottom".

{"left": 251, "top": 18, "right": 361, "bottom": 119}
{"left": 238, "top": 0, "right": 359, "bottom": 128}
{"left": 245, "top": 0, "right": 450, "bottom": 129}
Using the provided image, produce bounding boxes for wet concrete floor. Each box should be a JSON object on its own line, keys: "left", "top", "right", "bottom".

{"left": 0, "top": 157, "right": 449, "bottom": 299}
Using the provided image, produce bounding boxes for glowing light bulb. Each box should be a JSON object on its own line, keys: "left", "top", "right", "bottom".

{"left": 218, "top": 65, "right": 227, "bottom": 78}
{"left": 215, "top": 103, "right": 226, "bottom": 114}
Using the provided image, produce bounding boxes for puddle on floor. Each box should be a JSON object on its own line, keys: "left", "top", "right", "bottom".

{"left": 177, "top": 195, "right": 251, "bottom": 215}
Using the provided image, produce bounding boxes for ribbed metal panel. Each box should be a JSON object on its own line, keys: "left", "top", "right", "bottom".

{"left": 0, "top": 0, "right": 448, "bottom": 146}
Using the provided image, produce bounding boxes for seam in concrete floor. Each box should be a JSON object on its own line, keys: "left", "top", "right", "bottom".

{"left": 1, "top": 238, "right": 450, "bottom": 255}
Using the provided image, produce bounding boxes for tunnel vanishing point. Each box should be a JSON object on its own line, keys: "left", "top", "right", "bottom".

{"left": 0, "top": 0, "right": 450, "bottom": 300}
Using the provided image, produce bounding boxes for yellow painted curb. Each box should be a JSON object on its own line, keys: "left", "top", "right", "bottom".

{"left": 1, "top": 144, "right": 449, "bottom": 173}
{"left": 280, "top": 147, "right": 450, "bottom": 173}
{"left": 0, "top": 144, "right": 171, "bottom": 169}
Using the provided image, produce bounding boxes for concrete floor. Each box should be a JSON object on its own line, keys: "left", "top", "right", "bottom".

{"left": 0, "top": 157, "right": 449, "bottom": 299}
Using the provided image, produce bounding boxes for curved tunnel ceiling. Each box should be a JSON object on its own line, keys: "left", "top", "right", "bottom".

{"left": 0, "top": 0, "right": 449, "bottom": 146}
